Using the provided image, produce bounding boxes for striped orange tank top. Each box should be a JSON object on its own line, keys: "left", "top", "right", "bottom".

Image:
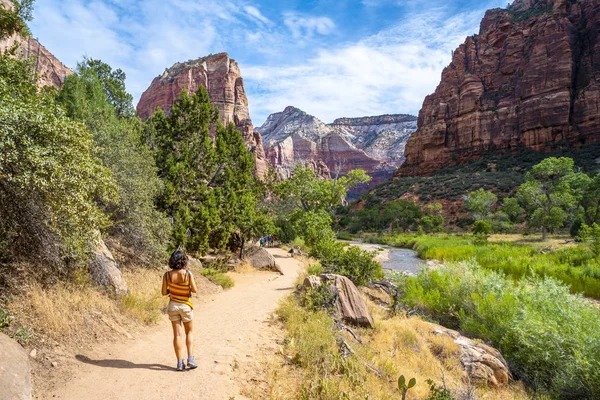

{"left": 166, "top": 270, "right": 193, "bottom": 309}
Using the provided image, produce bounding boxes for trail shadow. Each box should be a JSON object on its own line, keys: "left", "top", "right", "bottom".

{"left": 275, "top": 287, "right": 294, "bottom": 291}
{"left": 272, "top": 254, "right": 291, "bottom": 259}
{"left": 76, "top": 355, "right": 173, "bottom": 371}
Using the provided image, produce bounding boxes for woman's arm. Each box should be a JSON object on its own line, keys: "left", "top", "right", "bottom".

{"left": 161, "top": 272, "right": 168, "bottom": 296}
{"left": 189, "top": 271, "right": 198, "bottom": 294}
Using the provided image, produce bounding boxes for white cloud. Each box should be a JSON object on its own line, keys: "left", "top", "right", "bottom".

{"left": 283, "top": 13, "right": 336, "bottom": 39}
{"left": 244, "top": 5, "right": 271, "bottom": 26}
{"left": 246, "top": 6, "right": 495, "bottom": 125}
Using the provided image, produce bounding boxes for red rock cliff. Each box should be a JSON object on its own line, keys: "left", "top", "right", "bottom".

{"left": 400, "top": 0, "right": 600, "bottom": 176}
{"left": 0, "top": 0, "right": 72, "bottom": 89}
{"left": 136, "top": 53, "right": 268, "bottom": 176}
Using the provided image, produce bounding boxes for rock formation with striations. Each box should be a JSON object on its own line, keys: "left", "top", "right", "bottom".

{"left": 258, "top": 106, "right": 417, "bottom": 193}
{"left": 400, "top": 0, "right": 600, "bottom": 176}
{"left": 136, "top": 53, "right": 268, "bottom": 176}
{"left": 0, "top": 0, "right": 72, "bottom": 88}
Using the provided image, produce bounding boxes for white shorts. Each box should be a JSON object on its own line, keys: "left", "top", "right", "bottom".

{"left": 167, "top": 301, "right": 193, "bottom": 322}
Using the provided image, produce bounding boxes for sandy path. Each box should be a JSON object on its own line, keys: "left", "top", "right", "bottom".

{"left": 43, "top": 248, "right": 303, "bottom": 400}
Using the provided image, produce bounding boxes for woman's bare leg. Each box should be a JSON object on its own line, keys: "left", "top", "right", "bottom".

{"left": 171, "top": 320, "right": 184, "bottom": 360}
{"left": 183, "top": 320, "right": 194, "bottom": 357}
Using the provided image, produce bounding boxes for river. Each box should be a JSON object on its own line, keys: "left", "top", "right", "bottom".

{"left": 350, "top": 241, "right": 424, "bottom": 275}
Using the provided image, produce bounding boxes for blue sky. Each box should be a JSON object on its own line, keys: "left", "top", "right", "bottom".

{"left": 30, "top": 0, "right": 509, "bottom": 125}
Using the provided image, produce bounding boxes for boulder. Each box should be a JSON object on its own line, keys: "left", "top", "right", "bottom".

{"left": 303, "top": 274, "right": 375, "bottom": 328}
{"left": 196, "top": 275, "right": 223, "bottom": 296}
{"left": 0, "top": 333, "right": 31, "bottom": 400}
{"left": 89, "top": 239, "right": 128, "bottom": 295}
{"left": 245, "top": 247, "right": 283, "bottom": 274}
{"left": 187, "top": 256, "right": 203, "bottom": 271}
{"left": 433, "top": 326, "right": 510, "bottom": 388}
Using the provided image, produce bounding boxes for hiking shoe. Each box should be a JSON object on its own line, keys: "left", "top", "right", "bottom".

{"left": 187, "top": 355, "right": 198, "bottom": 369}
{"left": 176, "top": 360, "right": 185, "bottom": 371}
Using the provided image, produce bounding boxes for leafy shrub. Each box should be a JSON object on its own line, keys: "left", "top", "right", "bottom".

{"left": 299, "top": 283, "right": 337, "bottom": 312}
{"left": 312, "top": 240, "right": 383, "bottom": 286}
{"left": 0, "top": 55, "right": 116, "bottom": 271}
{"left": 397, "top": 261, "right": 600, "bottom": 398}
{"left": 200, "top": 268, "right": 234, "bottom": 288}
{"left": 472, "top": 220, "right": 491, "bottom": 235}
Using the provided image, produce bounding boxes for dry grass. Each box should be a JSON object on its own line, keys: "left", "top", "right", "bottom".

{"left": 234, "top": 258, "right": 255, "bottom": 273}
{"left": 488, "top": 233, "right": 575, "bottom": 249}
{"left": 263, "top": 294, "right": 529, "bottom": 400}
{"left": 8, "top": 266, "right": 167, "bottom": 347}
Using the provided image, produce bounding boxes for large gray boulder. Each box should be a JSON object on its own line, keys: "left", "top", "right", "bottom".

{"left": 89, "top": 239, "right": 128, "bottom": 295}
{"left": 304, "top": 274, "right": 375, "bottom": 328}
{"left": 433, "top": 325, "right": 510, "bottom": 387}
{"left": 245, "top": 247, "right": 283, "bottom": 274}
{"left": 0, "top": 333, "right": 31, "bottom": 400}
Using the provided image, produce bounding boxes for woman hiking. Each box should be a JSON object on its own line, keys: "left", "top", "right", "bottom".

{"left": 162, "top": 249, "right": 199, "bottom": 371}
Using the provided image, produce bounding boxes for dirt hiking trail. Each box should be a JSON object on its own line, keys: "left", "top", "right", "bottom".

{"left": 41, "top": 248, "right": 303, "bottom": 400}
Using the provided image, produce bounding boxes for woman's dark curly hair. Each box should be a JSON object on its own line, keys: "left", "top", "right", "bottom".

{"left": 169, "top": 249, "right": 188, "bottom": 270}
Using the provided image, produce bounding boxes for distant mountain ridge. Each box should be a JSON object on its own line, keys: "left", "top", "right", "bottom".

{"left": 258, "top": 106, "right": 417, "bottom": 194}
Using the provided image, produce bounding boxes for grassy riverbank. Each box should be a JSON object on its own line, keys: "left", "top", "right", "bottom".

{"left": 395, "top": 261, "right": 600, "bottom": 399}
{"left": 368, "top": 234, "right": 600, "bottom": 298}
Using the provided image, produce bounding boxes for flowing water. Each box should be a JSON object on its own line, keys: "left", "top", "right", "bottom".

{"left": 350, "top": 242, "right": 424, "bottom": 275}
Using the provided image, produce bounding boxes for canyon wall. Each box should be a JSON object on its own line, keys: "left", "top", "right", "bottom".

{"left": 136, "top": 53, "right": 268, "bottom": 176}
{"left": 0, "top": 0, "right": 72, "bottom": 89}
{"left": 400, "top": 0, "right": 600, "bottom": 176}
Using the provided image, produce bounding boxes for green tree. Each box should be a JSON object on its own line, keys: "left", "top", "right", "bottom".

{"left": 464, "top": 189, "right": 498, "bottom": 221}
{"left": 0, "top": 0, "right": 34, "bottom": 40}
{"left": 516, "top": 157, "right": 589, "bottom": 239}
{"left": 0, "top": 55, "right": 116, "bottom": 270}
{"left": 421, "top": 203, "right": 444, "bottom": 233}
{"left": 502, "top": 197, "right": 524, "bottom": 223}
{"left": 150, "top": 88, "right": 219, "bottom": 254}
{"left": 275, "top": 165, "right": 371, "bottom": 213}
{"left": 581, "top": 174, "right": 600, "bottom": 226}
{"left": 384, "top": 200, "right": 422, "bottom": 232}
{"left": 56, "top": 59, "right": 170, "bottom": 262}
{"left": 82, "top": 58, "right": 134, "bottom": 117}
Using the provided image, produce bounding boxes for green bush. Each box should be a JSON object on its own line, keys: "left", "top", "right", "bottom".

{"left": 398, "top": 261, "right": 600, "bottom": 398}
{"left": 0, "top": 55, "right": 116, "bottom": 271}
{"left": 299, "top": 283, "right": 337, "bottom": 312}
{"left": 472, "top": 220, "right": 492, "bottom": 235}
{"left": 311, "top": 240, "right": 383, "bottom": 286}
{"left": 200, "top": 268, "right": 234, "bottom": 289}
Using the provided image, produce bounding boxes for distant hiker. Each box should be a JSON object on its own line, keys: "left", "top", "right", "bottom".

{"left": 267, "top": 235, "right": 273, "bottom": 247}
{"left": 162, "top": 249, "right": 198, "bottom": 371}
{"left": 260, "top": 237, "right": 265, "bottom": 247}
{"left": 288, "top": 247, "right": 295, "bottom": 257}
{"left": 296, "top": 246, "right": 303, "bottom": 257}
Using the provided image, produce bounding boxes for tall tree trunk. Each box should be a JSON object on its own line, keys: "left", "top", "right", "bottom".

{"left": 542, "top": 226, "right": 547, "bottom": 241}
{"left": 239, "top": 238, "right": 245, "bottom": 259}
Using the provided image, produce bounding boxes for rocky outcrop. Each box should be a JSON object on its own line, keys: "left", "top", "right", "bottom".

{"left": 0, "top": 333, "right": 31, "bottom": 400}
{"left": 400, "top": 0, "right": 600, "bottom": 176}
{"left": 89, "top": 239, "right": 128, "bottom": 296}
{"left": 136, "top": 53, "right": 268, "bottom": 176}
{"left": 244, "top": 247, "right": 283, "bottom": 274}
{"left": 303, "top": 274, "right": 375, "bottom": 328}
{"left": 0, "top": 0, "right": 72, "bottom": 89}
{"left": 331, "top": 115, "right": 417, "bottom": 166}
{"left": 258, "top": 107, "right": 416, "bottom": 193}
{"left": 433, "top": 325, "right": 510, "bottom": 388}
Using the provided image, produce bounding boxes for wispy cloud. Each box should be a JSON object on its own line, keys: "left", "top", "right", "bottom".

{"left": 29, "top": 0, "right": 507, "bottom": 126}
{"left": 283, "top": 13, "right": 336, "bottom": 39}
{"left": 247, "top": 3, "right": 503, "bottom": 124}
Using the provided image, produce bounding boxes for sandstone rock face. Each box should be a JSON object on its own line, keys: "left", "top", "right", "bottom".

{"left": 303, "top": 274, "right": 375, "bottom": 328}
{"left": 0, "top": 0, "right": 72, "bottom": 90}
{"left": 433, "top": 325, "right": 510, "bottom": 388}
{"left": 245, "top": 246, "right": 283, "bottom": 274}
{"left": 331, "top": 115, "right": 417, "bottom": 166}
{"left": 0, "top": 333, "right": 31, "bottom": 400}
{"left": 136, "top": 53, "right": 268, "bottom": 176}
{"left": 258, "top": 107, "right": 417, "bottom": 194}
{"left": 89, "top": 239, "right": 128, "bottom": 295}
{"left": 401, "top": 0, "right": 600, "bottom": 176}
